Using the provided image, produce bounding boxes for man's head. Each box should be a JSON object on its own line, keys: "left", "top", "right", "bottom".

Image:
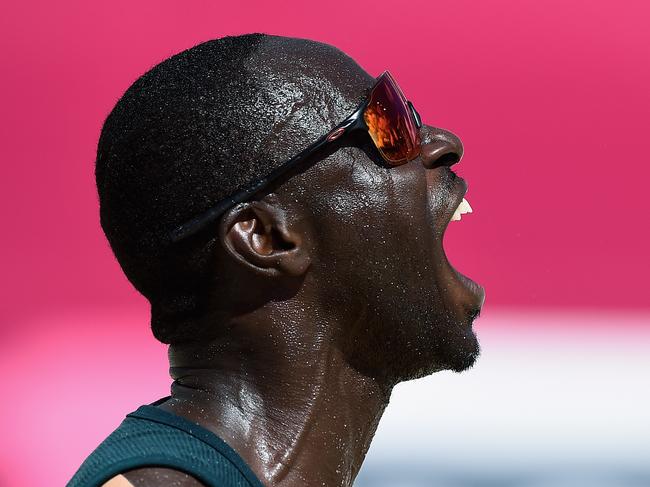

{"left": 97, "top": 33, "right": 484, "bottom": 386}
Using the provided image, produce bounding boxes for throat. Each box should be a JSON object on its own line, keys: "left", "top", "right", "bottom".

{"left": 162, "top": 345, "right": 392, "bottom": 487}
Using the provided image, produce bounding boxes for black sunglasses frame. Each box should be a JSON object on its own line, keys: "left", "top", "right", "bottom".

{"left": 169, "top": 71, "right": 422, "bottom": 243}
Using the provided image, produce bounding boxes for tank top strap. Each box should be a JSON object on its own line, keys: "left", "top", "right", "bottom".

{"left": 67, "top": 397, "right": 265, "bottom": 487}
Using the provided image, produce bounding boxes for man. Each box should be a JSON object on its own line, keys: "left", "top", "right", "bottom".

{"left": 69, "top": 33, "right": 485, "bottom": 487}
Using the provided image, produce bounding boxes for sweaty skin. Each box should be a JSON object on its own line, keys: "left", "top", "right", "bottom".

{"left": 110, "top": 36, "right": 484, "bottom": 487}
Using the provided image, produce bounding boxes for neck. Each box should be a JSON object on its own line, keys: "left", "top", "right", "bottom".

{"left": 159, "top": 310, "right": 392, "bottom": 487}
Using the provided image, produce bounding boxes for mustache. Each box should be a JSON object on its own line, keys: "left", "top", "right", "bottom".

{"left": 425, "top": 165, "right": 462, "bottom": 231}
{"left": 440, "top": 166, "right": 459, "bottom": 191}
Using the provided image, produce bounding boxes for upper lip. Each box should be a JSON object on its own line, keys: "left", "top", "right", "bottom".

{"left": 442, "top": 169, "right": 468, "bottom": 228}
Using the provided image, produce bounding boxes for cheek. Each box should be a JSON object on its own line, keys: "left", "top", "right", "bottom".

{"left": 330, "top": 161, "right": 428, "bottom": 252}
{"left": 365, "top": 163, "right": 433, "bottom": 275}
{"left": 316, "top": 161, "right": 433, "bottom": 288}
{"left": 297, "top": 152, "right": 441, "bottom": 306}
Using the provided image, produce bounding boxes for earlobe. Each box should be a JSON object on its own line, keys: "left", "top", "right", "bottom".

{"left": 219, "top": 200, "right": 311, "bottom": 278}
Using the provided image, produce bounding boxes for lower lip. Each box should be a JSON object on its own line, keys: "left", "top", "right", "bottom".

{"left": 455, "top": 269, "right": 486, "bottom": 310}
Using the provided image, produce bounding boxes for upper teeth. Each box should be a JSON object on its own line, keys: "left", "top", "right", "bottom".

{"left": 451, "top": 198, "right": 472, "bottom": 221}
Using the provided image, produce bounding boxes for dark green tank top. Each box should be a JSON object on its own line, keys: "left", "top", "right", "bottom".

{"left": 67, "top": 397, "right": 266, "bottom": 487}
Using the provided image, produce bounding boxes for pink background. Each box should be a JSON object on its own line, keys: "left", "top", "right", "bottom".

{"left": 1, "top": 1, "right": 649, "bottom": 486}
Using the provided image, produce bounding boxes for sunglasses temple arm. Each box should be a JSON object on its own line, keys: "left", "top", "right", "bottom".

{"left": 168, "top": 116, "right": 360, "bottom": 243}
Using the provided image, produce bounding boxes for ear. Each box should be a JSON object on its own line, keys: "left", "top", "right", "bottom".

{"left": 218, "top": 199, "right": 311, "bottom": 278}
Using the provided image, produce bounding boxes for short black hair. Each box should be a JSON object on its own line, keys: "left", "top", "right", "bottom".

{"left": 97, "top": 34, "right": 367, "bottom": 343}
{"left": 97, "top": 34, "right": 274, "bottom": 343}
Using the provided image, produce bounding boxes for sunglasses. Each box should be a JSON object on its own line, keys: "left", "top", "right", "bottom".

{"left": 170, "top": 70, "right": 423, "bottom": 243}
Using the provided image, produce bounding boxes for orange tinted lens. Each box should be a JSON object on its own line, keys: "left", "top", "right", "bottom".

{"left": 363, "top": 72, "right": 421, "bottom": 165}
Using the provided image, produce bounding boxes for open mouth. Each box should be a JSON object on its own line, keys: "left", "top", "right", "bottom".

{"left": 438, "top": 169, "right": 486, "bottom": 316}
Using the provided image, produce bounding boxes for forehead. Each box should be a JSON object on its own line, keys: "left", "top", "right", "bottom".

{"left": 238, "top": 37, "right": 375, "bottom": 165}
{"left": 252, "top": 36, "right": 374, "bottom": 87}
{"left": 250, "top": 37, "right": 374, "bottom": 117}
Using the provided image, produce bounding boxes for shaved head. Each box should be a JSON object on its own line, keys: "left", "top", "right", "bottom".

{"left": 97, "top": 34, "right": 372, "bottom": 342}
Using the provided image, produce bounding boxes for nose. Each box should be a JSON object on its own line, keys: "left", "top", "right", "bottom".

{"left": 418, "top": 125, "right": 464, "bottom": 169}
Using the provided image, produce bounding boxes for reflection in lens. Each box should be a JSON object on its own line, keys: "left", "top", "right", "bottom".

{"left": 363, "top": 72, "right": 421, "bottom": 165}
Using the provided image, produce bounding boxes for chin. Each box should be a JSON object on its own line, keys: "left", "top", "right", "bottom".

{"left": 402, "top": 317, "right": 481, "bottom": 381}
{"left": 443, "top": 326, "right": 481, "bottom": 373}
{"left": 350, "top": 301, "right": 482, "bottom": 384}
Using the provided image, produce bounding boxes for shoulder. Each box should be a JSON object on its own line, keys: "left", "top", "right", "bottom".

{"left": 101, "top": 468, "right": 207, "bottom": 487}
